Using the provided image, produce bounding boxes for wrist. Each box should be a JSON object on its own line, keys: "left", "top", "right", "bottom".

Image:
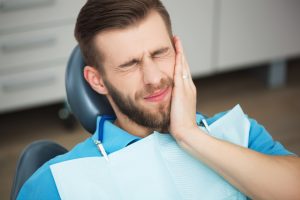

{"left": 173, "top": 126, "right": 212, "bottom": 158}
{"left": 172, "top": 125, "right": 204, "bottom": 143}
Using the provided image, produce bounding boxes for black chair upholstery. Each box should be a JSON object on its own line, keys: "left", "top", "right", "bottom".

{"left": 65, "top": 45, "right": 114, "bottom": 134}
{"left": 11, "top": 140, "right": 68, "bottom": 200}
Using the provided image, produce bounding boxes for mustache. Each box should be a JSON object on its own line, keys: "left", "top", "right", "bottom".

{"left": 135, "top": 77, "right": 174, "bottom": 99}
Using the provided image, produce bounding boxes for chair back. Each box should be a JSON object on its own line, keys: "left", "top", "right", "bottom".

{"left": 65, "top": 46, "right": 114, "bottom": 134}
{"left": 11, "top": 140, "right": 68, "bottom": 200}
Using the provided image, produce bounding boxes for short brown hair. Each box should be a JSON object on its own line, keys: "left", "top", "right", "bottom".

{"left": 74, "top": 0, "right": 172, "bottom": 73}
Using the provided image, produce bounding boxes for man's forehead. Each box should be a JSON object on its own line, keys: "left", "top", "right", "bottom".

{"left": 93, "top": 11, "right": 172, "bottom": 67}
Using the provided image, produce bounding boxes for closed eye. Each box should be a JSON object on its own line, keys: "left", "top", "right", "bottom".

{"left": 119, "top": 59, "right": 140, "bottom": 68}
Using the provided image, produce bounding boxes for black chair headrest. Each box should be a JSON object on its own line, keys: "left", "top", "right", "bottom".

{"left": 65, "top": 46, "right": 115, "bottom": 134}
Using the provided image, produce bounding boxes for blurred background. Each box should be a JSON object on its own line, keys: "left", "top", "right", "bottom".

{"left": 0, "top": 0, "right": 300, "bottom": 199}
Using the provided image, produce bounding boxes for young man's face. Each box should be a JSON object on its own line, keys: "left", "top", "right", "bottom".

{"left": 95, "top": 11, "right": 175, "bottom": 131}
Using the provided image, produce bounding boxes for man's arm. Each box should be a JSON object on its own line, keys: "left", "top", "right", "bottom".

{"left": 170, "top": 36, "right": 300, "bottom": 200}
{"left": 17, "top": 164, "right": 60, "bottom": 200}
{"left": 176, "top": 128, "right": 300, "bottom": 199}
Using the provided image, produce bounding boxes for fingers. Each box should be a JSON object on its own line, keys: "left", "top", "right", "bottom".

{"left": 173, "top": 36, "right": 184, "bottom": 86}
{"left": 169, "top": 37, "right": 197, "bottom": 137}
{"left": 174, "top": 35, "right": 183, "bottom": 54}
{"left": 174, "top": 36, "right": 191, "bottom": 78}
{"left": 173, "top": 36, "right": 195, "bottom": 91}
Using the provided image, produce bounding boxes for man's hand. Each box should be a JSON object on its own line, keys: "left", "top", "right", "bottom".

{"left": 168, "top": 37, "right": 300, "bottom": 200}
{"left": 169, "top": 36, "right": 199, "bottom": 140}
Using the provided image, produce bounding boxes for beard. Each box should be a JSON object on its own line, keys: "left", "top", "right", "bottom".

{"left": 103, "top": 77, "right": 173, "bottom": 132}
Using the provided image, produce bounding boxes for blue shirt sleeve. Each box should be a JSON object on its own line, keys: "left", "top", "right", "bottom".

{"left": 206, "top": 110, "right": 295, "bottom": 156}
{"left": 17, "top": 137, "right": 99, "bottom": 200}
{"left": 17, "top": 163, "right": 61, "bottom": 200}
{"left": 248, "top": 118, "right": 295, "bottom": 156}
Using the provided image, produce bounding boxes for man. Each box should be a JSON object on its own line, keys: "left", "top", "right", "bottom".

{"left": 18, "top": 0, "right": 300, "bottom": 199}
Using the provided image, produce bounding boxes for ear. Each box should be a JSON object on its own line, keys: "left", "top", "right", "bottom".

{"left": 83, "top": 66, "right": 108, "bottom": 95}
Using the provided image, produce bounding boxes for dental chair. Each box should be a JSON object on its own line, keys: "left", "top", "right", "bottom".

{"left": 10, "top": 46, "right": 113, "bottom": 200}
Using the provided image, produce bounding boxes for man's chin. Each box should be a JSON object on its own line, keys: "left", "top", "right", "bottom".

{"left": 146, "top": 112, "right": 170, "bottom": 133}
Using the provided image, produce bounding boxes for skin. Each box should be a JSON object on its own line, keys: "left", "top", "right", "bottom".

{"left": 85, "top": 11, "right": 175, "bottom": 137}
{"left": 84, "top": 11, "right": 300, "bottom": 200}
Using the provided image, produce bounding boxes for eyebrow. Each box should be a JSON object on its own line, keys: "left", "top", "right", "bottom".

{"left": 118, "top": 47, "right": 170, "bottom": 68}
{"left": 151, "top": 47, "right": 170, "bottom": 57}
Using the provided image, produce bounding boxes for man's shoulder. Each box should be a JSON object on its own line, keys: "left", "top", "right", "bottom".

{"left": 40, "top": 135, "right": 99, "bottom": 170}
{"left": 17, "top": 136, "right": 98, "bottom": 199}
{"left": 202, "top": 106, "right": 295, "bottom": 156}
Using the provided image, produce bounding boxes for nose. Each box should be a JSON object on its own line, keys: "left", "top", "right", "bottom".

{"left": 142, "top": 58, "right": 163, "bottom": 85}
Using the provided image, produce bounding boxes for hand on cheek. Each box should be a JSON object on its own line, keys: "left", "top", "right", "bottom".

{"left": 169, "top": 36, "right": 198, "bottom": 140}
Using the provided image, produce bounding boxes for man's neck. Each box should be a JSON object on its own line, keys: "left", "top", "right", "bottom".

{"left": 114, "top": 113, "right": 153, "bottom": 138}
